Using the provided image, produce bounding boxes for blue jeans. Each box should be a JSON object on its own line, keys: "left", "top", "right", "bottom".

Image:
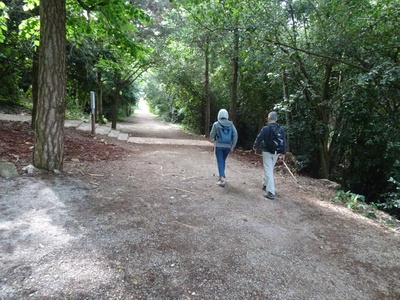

{"left": 215, "top": 147, "right": 231, "bottom": 178}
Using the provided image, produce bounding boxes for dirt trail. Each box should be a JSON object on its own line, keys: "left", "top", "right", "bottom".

{"left": 1, "top": 104, "right": 400, "bottom": 299}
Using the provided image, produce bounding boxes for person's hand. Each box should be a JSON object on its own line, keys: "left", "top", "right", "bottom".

{"left": 279, "top": 154, "right": 285, "bottom": 162}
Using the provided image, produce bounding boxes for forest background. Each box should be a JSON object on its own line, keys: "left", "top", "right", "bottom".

{"left": 0, "top": 0, "right": 399, "bottom": 219}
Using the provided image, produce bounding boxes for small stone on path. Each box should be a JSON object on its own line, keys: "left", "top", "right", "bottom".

{"left": 0, "top": 162, "right": 19, "bottom": 178}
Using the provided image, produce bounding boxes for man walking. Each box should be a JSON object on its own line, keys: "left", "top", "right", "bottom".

{"left": 253, "top": 111, "right": 286, "bottom": 199}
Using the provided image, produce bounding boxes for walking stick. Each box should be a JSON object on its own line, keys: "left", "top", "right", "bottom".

{"left": 282, "top": 160, "right": 302, "bottom": 188}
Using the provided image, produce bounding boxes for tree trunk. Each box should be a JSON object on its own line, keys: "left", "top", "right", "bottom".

{"left": 282, "top": 69, "right": 291, "bottom": 152}
{"left": 258, "top": 113, "right": 266, "bottom": 132}
{"left": 97, "top": 70, "right": 105, "bottom": 123}
{"left": 204, "top": 36, "right": 210, "bottom": 137}
{"left": 31, "top": 49, "right": 39, "bottom": 130}
{"left": 319, "top": 136, "right": 330, "bottom": 178}
{"left": 229, "top": 25, "right": 239, "bottom": 125}
{"left": 111, "top": 73, "right": 122, "bottom": 130}
{"left": 317, "top": 63, "right": 333, "bottom": 178}
{"left": 295, "top": 54, "right": 332, "bottom": 179}
{"left": 33, "top": 0, "right": 66, "bottom": 172}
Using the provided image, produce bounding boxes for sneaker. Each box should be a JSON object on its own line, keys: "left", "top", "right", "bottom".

{"left": 264, "top": 192, "right": 274, "bottom": 199}
{"left": 262, "top": 185, "right": 266, "bottom": 191}
{"left": 216, "top": 178, "right": 226, "bottom": 187}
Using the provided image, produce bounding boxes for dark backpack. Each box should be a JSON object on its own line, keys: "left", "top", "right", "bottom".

{"left": 266, "top": 124, "right": 285, "bottom": 154}
{"left": 217, "top": 123, "right": 233, "bottom": 144}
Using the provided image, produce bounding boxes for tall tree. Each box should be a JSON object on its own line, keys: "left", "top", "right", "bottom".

{"left": 204, "top": 34, "right": 211, "bottom": 137}
{"left": 32, "top": 0, "right": 66, "bottom": 171}
{"left": 229, "top": 23, "right": 239, "bottom": 125}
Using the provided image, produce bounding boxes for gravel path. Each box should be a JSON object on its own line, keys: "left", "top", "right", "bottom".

{"left": 1, "top": 105, "right": 399, "bottom": 299}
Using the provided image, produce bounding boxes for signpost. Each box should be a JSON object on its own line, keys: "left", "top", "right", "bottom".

{"left": 90, "top": 91, "right": 96, "bottom": 135}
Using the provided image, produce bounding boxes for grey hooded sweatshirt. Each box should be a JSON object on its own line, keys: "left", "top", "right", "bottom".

{"left": 210, "top": 109, "right": 238, "bottom": 149}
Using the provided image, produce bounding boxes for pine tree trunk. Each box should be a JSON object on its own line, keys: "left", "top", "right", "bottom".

{"left": 204, "top": 36, "right": 210, "bottom": 137}
{"left": 33, "top": 0, "right": 66, "bottom": 172}
{"left": 31, "top": 49, "right": 39, "bottom": 130}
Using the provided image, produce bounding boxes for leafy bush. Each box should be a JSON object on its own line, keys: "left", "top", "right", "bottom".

{"left": 65, "top": 108, "right": 88, "bottom": 121}
{"left": 331, "top": 190, "right": 366, "bottom": 210}
{"left": 379, "top": 177, "right": 400, "bottom": 210}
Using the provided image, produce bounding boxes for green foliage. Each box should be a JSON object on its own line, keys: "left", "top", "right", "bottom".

{"left": 65, "top": 108, "right": 88, "bottom": 121}
{"left": 0, "top": 74, "right": 23, "bottom": 102}
{"left": 331, "top": 185, "right": 400, "bottom": 223}
{"left": 118, "top": 84, "right": 138, "bottom": 119}
{"left": 0, "top": 1, "right": 35, "bottom": 104}
{"left": 332, "top": 190, "right": 366, "bottom": 210}
{"left": 379, "top": 177, "right": 400, "bottom": 210}
{"left": 0, "top": 2, "right": 8, "bottom": 43}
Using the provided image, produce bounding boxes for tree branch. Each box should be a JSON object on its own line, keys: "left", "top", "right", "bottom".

{"left": 270, "top": 37, "right": 370, "bottom": 72}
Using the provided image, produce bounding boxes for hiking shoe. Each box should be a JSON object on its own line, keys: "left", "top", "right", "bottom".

{"left": 262, "top": 185, "right": 266, "bottom": 191}
{"left": 216, "top": 179, "right": 226, "bottom": 187}
{"left": 264, "top": 192, "right": 274, "bottom": 199}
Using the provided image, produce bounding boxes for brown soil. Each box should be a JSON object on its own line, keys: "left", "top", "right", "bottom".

{"left": 1, "top": 107, "right": 400, "bottom": 299}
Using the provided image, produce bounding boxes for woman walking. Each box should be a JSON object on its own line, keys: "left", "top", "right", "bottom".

{"left": 210, "top": 109, "right": 238, "bottom": 187}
